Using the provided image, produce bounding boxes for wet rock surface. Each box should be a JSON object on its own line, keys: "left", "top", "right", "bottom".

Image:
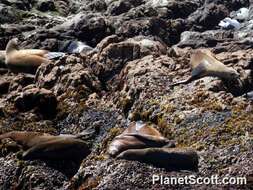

{"left": 0, "top": 0, "right": 253, "bottom": 189}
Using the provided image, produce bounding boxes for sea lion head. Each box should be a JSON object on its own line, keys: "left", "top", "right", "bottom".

{"left": 6, "top": 38, "right": 19, "bottom": 54}
{"left": 222, "top": 67, "right": 241, "bottom": 81}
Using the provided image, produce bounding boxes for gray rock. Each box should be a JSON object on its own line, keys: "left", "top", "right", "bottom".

{"left": 36, "top": 0, "right": 56, "bottom": 12}
{"left": 0, "top": 5, "right": 21, "bottom": 24}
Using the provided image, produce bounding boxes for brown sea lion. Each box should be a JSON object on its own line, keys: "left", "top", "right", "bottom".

{"left": 170, "top": 49, "right": 241, "bottom": 87}
{"left": 0, "top": 131, "right": 90, "bottom": 160}
{"left": 108, "top": 122, "right": 175, "bottom": 157}
{"left": 122, "top": 121, "right": 162, "bottom": 136}
{"left": 116, "top": 147, "right": 199, "bottom": 171}
{"left": 5, "top": 38, "right": 49, "bottom": 74}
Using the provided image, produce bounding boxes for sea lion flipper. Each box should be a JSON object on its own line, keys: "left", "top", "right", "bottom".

{"left": 170, "top": 62, "right": 206, "bottom": 87}
{"left": 191, "top": 62, "right": 206, "bottom": 78}
{"left": 19, "top": 49, "right": 49, "bottom": 57}
{"left": 169, "top": 76, "right": 193, "bottom": 87}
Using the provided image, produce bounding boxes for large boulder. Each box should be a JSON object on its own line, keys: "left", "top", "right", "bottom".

{"left": 90, "top": 36, "right": 167, "bottom": 82}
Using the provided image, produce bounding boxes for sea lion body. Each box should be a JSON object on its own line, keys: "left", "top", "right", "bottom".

{"left": 171, "top": 49, "right": 240, "bottom": 86}
{"left": 108, "top": 133, "right": 173, "bottom": 157}
{"left": 116, "top": 147, "right": 199, "bottom": 171}
{"left": 108, "top": 122, "right": 175, "bottom": 157}
{"left": 22, "top": 137, "right": 90, "bottom": 160}
{"left": 0, "top": 131, "right": 48, "bottom": 148}
{"left": 5, "top": 38, "right": 49, "bottom": 74}
{"left": 0, "top": 131, "right": 90, "bottom": 160}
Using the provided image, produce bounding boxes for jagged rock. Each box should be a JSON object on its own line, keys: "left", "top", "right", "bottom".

{"left": 0, "top": 0, "right": 253, "bottom": 189}
{"left": 188, "top": 3, "right": 229, "bottom": 31}
{"left": 0, "top": 80, "right": 9, "bottom": 95}
{"left": 0, "top": 156, "right": 69, "bottom": 189}
{"left": 8, "top": 74, "right": 35, "bottom": 92}
{"left": 177, "top": 30, "right": 234, "bottom": 48}
{"left": 82, "top": 0, "right": 107, "bottom": 12}
{"left": 90, "top": 36, "right": 167, "bottom": 82}
{"left": 14, "top": 86, "right": 57, "bottom": 119}
{"left": 107, "top": 0, "right": 143, "bottom": 16}
{"left": 54, "top": 0, "right": 71, "bottom": 16}
{"left": 1, "top": 0, "right": 31, "bottom": 11}
{"left": 204, "top": 0, "right": 249, "bottom": 11}
{"left": 109, "top": 54, "right": 175, "bottom": 114}
{"left": 0, "top": 5, "right": 21, "bottom": 24}
{"left": 73, "top": 13, "right": 111, "bottom": 46}
{"left": 55, "top": 13, "right": 111, "bottom": 47}
{"left": 35, "top": 55, "right": 102, "bottom": 100}
{"left": 0, "top": 51, "right": 5, "bottom": 67}
{"left": 146, "top": 0, "right": 200, "bottom": 19}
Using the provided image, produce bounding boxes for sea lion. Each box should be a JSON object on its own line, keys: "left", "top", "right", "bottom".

{"left": 0, "top": 131, "right": 90, "bottom": 160}
{"left": 122, "top": 120, "right": 162, "bottom": 136}
{"left": 116, "top": 147, "right": 199, "bottom": 171}
{"left": 170, "top": 49, "right": 241, "bottom": 87}
{"left": 108, "top": 121, "right": 175, "bottom": 157}
{"left": 5, "top": 38, "right": 50, "bottom": 74}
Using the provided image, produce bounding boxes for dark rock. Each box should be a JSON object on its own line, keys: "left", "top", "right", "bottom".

{"left": 83, "top": 0, "right": 107, "bottom": 12}
{"left": 107, "top": 0, "right": 143, "bottom": 16}
{"left": 0, "top": 157, "right": 68, "bottom": 189}
{"left": 205, "top": 0, "right": 249, "bottom": 11}
{"left": 0, "top": 80, "right": 9, "bottom": 95}
{"left": 8, "top": 74, "right": 35, "bottom": 92}
{"left": 54, "top": 13, "right": 112, "bottom": 47}
{"left": 177, "top": 30, "right": 234, "bottom": 48}
{"left": 54, "top": 0, "right": 71, "bottom": 16}
{"left": 14, "top": 86, "right": 57, "bottom": 119}
{"left": 36, "top": 0, "right": 56, "bottom": 12}
{"left": 0, "top": 0, "right": 253, "bottom": 189}
{"left": 0, "top": 51, "right": 5, "bottom": 67}
{"left": 147, "top": 0, "right": 200, "bottom": 19}
{"left": 0, "top": 5, "right": 21, "bottom": 24}
{"left": 116, "top": 18, "right": 170, "bottom": 44}
{"left": 1, "top": 0, "right": 31, "bottom": 11}
{"left": 188, "top": 3, "right": 229, "bottom": 31}
{"left": 74, "top": 13, "right": 111, "bottom": 46}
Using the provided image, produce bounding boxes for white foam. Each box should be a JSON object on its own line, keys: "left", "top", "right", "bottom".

{"left": 135, "top": 120, "right": 145, "bottom": 131}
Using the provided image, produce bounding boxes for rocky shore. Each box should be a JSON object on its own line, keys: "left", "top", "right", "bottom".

{"left": 0, "top": 0, "right": 253, "bottom": 189}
